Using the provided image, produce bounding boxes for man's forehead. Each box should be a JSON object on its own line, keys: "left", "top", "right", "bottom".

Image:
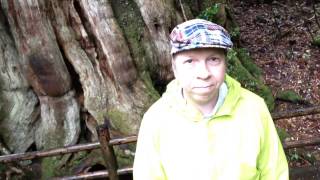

{"left": 173, "top": 48, "right": 226, "bottom": 58}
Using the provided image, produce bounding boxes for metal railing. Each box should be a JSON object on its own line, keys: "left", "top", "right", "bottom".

{"left": 1, "top": 106, "right": 320, "bottom": 179}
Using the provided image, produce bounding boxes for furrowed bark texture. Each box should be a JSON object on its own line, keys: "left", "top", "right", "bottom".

{"left": 0, "top": 0, "right": 210, "bottom": 153}
{"left": 73, "top": 0, "right": 156, "bottom": 134}
{"left": 0, "top": 9, "right": 39, "bottom": 153}
{"left": 134, "top": 0, "right": 176, "bottom": 82}
{"left": 1, "top": 0, "right": 80, "bottom": 150}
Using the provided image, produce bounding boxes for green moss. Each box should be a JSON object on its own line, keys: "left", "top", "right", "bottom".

{"left": 64, "top": 152, "right": 86, "bottom": 175}
{"left": 107, "top": 109, "right": 131, "bottom": 135}
{"left": 0, "top": 163, "right": 6, "bottom": 175}
{"left": 94, "top": 108, "right": 109, "bottom": 125}
{"left": 114, "top": 144, "right": 135, "bottom": 167}
{"left": 312, "top": 34, "right": 320, "bottom": 46}
{"left": 229, "top": 26, "right": 240, "bottom": 39}
{"left": 110, "top": 0, "right": 150, "bottom": 72}
{"left": 200, "top": 0, "right": 226, "bottom": 11}
{"left": 141, "top": 71, "right": 160, "bottom": 100}
{"left": 276, "top": 127, "right": 290, "bottom": 142}
{"left": 198, "top": 3, "right": 221, "bottom": 22}
{"left": 197, "top": 3, "right": 226, "bottom": 26}
{"left": 107, "top": 73, "right": 158, "bottom": 133}
{"left": 276, "top": 90, "right": 303, "bottom": 103}
{"left": 65, "top": 150, "right": 101, "bottom": 174}
{"left": 237, "top": 48, "right": 262, "bottom": 79}
{"left": 41, "top": 156, "right": 62, "bottom": 178}
{"left": 197, "top": 2, "right": 240, "bottom": 42}
{"left": 41, "top": 154, "right": 73, "bottom": 178}
{"left": 0, "top": 163, "right": 37, "bottom": 179}
{"left": 59, "top": 146, "right": 134, "bottom": 173}
{"left": 227, "top": 49, "right": 275, "bottom": 111}
{"left": 42, "top": 129, "right": 66, "bottom": 150}
{"left": 111, "top": 0, "right": 165, "bottom": 98}
{"left": 61, "top": 146, "right": 134, "bottom": 171}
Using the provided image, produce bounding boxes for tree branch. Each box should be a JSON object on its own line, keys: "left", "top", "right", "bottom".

{"left": 179, "top": 0, "right": 187, "bottom": 21}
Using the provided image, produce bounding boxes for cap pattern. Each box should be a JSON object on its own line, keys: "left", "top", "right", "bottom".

{"left": 170, "top": 19, "right": 233, "bottom": 55}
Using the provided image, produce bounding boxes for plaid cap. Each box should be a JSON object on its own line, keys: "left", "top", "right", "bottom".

{"left": 169, "top": 19, "right": 233, "bottom": 55}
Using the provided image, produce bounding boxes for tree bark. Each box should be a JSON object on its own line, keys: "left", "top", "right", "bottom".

{"left": 1, "top": 0, "right": 80, "bottom": 150}
{"left": 71, "top": 0, "right": 157, "bottom": 134}
{"left": 134, "top": 0, "right": 178, "bottom": 82}
{"left": 0, "top": 7, "right": 39, "bottom": 153}
{"left": 1, "top": 0, "right": 219, "bottom": 152}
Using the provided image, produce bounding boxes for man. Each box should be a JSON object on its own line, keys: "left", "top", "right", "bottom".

{"left": 133, "top": 19, "right": 288, "bottom": 180}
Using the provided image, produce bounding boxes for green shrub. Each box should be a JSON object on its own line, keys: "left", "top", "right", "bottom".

{"left": 198, "top": 3, "right": 221, "bottom": 22}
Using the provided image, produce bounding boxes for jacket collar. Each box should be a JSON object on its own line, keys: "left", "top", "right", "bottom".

{"left": 214, "top": 75, "right": 241, "bottom": 118}
{"left": 162, "top": 74, "right": 242, "bottom": 122}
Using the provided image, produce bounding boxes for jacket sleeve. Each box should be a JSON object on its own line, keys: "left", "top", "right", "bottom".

{"left": 133, "top": 111, "right": 167, "bottom": 180}
{"left": 257, "top": 101, "right": 289, "bottom": 180}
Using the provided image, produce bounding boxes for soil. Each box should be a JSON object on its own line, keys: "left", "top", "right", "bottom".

{"left": 230, "top": 0, "right": 320, "bottom": 172}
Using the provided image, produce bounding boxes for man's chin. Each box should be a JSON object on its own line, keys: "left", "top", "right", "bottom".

{"left": 192, "top": 89, "right": 217, "bottom": 97}
{"left": 189, "top": 94, "right": 217, "bottom": 105}
{"left": 192, "top": 84, "right": 219, "bottom": 92}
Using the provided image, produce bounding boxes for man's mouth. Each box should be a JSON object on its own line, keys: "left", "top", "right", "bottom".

{"left": 193, "top": 84, "right": 214, "bottom": 89}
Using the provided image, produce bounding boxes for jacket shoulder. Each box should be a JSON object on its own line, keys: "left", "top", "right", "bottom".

{"left": 240, "top": 87, "right": 265, "bottom": 103}
{"left": 142, "top": 96, "right": 171, "bottom": 122}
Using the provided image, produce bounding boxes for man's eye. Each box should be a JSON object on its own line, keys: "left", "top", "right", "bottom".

{"left": 208, "top": 58, "right": 220, "bottom": 64}
{"left": 184, "top": 59, "right": 193, "bottom": 64}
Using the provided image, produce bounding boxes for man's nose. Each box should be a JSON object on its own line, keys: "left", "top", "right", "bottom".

{"left": 195, "top": 62, "right": 210, "bottom": 79}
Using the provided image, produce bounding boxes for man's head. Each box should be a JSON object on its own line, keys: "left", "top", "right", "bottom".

{"left": 169, "top": 19, "right": 233, "bottom": 107}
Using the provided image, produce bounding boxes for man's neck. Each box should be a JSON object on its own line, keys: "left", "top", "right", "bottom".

{"left": 196, "top": 96, "right": 219, "bottom": 116}
{"left": 185, "top": 93, "right": 219, "bottom": 116}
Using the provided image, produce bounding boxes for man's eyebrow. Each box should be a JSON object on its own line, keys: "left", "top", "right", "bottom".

{"left": 180, "top": 55, "right": 195, "bottom": 60}
{"left": 208, "top": 52, "right": 224, "bottom": 58}
{"left": 205, "top": 54, "right": 219, "bottom": 59}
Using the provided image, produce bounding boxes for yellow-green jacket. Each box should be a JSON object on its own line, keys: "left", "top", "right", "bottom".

{"left": 133, "top": 75, "right": 289, "bottom": 180}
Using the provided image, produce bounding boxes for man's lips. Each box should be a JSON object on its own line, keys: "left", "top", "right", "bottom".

{"left": 193, "top": 84, "right": 214, "bottom": 89}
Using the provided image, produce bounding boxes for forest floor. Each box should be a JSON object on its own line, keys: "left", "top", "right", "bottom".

{"left": 231, "top": 0, "right": 320, "bottom": 172}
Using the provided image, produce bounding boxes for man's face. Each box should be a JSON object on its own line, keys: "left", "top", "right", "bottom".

{"left": 172, "top": 48, "right": 226, "bottom": 106}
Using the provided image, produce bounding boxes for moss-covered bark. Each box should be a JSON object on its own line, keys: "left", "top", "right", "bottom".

{"left": 227, "top": 49, "right": 275, "bottom": 111}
